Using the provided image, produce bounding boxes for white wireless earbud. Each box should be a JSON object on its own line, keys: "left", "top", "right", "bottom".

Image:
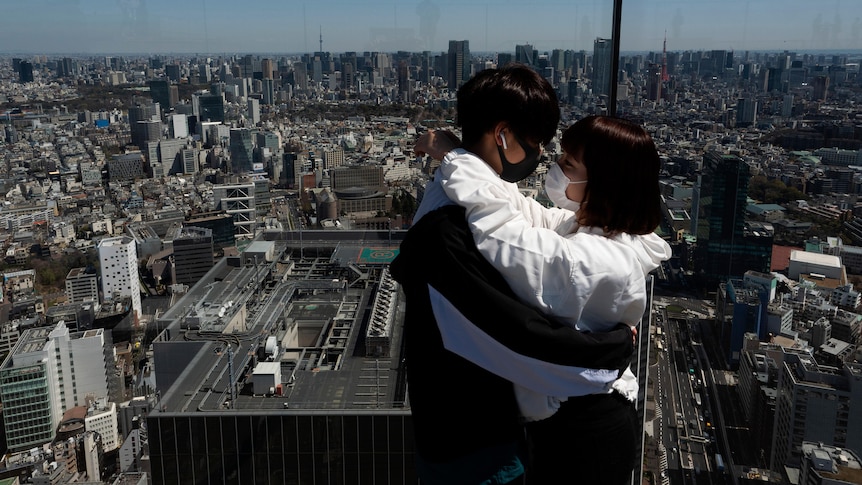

{"left": 500, "top": 132, "right": 508, "bottom": 150}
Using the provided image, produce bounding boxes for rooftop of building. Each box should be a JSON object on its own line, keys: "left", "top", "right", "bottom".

{"left": 790, "top": 250, "right": 842, "bottom": 268}
{"left": 802, "top": 442, "right": 862, "bottom": 483}
{"left": 151, "top": 236, "right": 406, "bottom": 416}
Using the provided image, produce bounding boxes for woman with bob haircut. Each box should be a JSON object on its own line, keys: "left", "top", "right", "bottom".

{"left": 416, "top": 115, "right": 671, "bottom": 484}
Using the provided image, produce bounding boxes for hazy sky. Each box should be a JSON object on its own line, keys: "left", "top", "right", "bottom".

{"left": 1, "top": 0, "right": 860, "bottom": 55}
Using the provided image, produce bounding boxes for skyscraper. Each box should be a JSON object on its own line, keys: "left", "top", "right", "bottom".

{"left": 247, "top": 98, "right": 260, "bottom": 125}
{"left": 515, "top": 44, "right": 536, "bottom": 67}
{"left": 261, "top": 58, "right": 274, "bottom": 80}
{"left": 293, "top": 61, "right": 309, "bottom": 92}
{"left": 128, "top": 101, "right": 160, "bottom": 149}
{"left": 447, "top": 40, "right": 470, "bottom": 90}
{"left": 262, "top": 78, "right": 275, "bottom": 105}
{"left": 397, "top": 60, "right": 411, "bottom": 103}
{"left": 194, "top": 93, "right": 225, "bottom": 123}
{"left": 149, "top": 79, "right": 178, "bottom": 110}
{"left": 592, "top": 38, "right": 612, "bottom": 97}
{"left": 813, "top": 75, "right": 829, "bottom": 101}
{"left": 736, "top": 97, "right": 758, "bottom": 127}
{"left": 18, "top": 61, "right": 34, "bottom": 83}
{"left": 692, "top": 152, "right": 772, "bottom": 286}
{"left": 646, "top": 63, "right": 662, "bottom": 101}
{"left": 229, "top": 128, "right": 255, "bottom": 173}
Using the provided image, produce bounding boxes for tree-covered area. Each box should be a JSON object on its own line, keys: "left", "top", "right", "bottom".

{"left": 748, "top": 175, "right": 806, "bottom": 204}
{"left": 27, "top": 249, "right": 99, "bottom": 295}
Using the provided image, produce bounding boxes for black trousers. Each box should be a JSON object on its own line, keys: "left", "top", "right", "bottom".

{"left": 524, "top": 392, "right": 638, "bottom": 485}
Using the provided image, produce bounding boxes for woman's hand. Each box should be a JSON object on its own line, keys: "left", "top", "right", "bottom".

{"left": 414, "top": 129, "right": 461, "bottom": 160}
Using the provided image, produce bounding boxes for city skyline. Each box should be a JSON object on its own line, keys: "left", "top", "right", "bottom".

{"left": 1, "top": 0, "right": 860, "bottom": 56}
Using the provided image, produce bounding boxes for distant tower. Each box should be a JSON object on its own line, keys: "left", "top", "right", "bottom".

{"left": 319, "top": 26, "right": 323, "bottom": 53}
{"left": 647, "top": 63, "right": 663, "bottom": 101}
{"left": 447, "top": 40, "right": 471, "bottom": 89}
{"left": 661, "top": 31, "right": 670, "bottom": 82}
{"left": 592, "top": 38, "right": 612, "bottom": 97}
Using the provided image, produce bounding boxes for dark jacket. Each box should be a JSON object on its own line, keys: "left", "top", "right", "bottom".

{"left": 389, "top": 205, "right": 633, "bottom": 463}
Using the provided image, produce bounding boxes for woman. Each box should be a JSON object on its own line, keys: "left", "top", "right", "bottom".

{"left": 419, "top": 115, "right": 671, "bottom": 484}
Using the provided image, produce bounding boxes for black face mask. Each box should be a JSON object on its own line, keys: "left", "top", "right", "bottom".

{"left": 497, "top": 133, "right": 542, "bottom": 183}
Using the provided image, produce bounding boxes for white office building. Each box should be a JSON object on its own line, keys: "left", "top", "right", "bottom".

{"left": 98, "top": 236, "right": 141, "bottom": 320}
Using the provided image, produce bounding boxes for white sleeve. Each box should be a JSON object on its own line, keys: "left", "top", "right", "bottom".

{"left": 438, "top": 150, "right": 645, "bottom": 328}
{"left": 439, "top": 149, "right": 575, "bottom": 231}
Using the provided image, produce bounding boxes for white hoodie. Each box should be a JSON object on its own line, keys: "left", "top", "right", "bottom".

{"left": 436, "top": 149, "right": 672, "bottom": 420}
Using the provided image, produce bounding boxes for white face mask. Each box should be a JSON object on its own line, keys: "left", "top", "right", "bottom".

{"left": 544, "top": 162, "right": 586, "bottom": 212}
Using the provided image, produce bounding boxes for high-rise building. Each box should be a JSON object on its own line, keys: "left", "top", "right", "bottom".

{"left": 181, "top": 148, "right": 197, "bottom": 174}
{"left": 764, "top": 67, "right": 784, "bottom": 93}
{"left": 171, "top": 226, "right": 215, "bottom": 286}
{"left": 771, "top": 351, "right": 862, "bottom": 469}
{"left": 18, "top": 61, "right": 34, "bottom": 83}
{"left": 398, "top": 60, "right": 411, "bottom": 102}
{"left": 195, "top": 93, "right": 225, "bottom": 123}
{"left": 646, "top": 63, "right": 662, "bottom": 101}
{"left": 57, "top": 57, "right": 77, "bottom": 78}
{"left": 184, "top": 212, "right": 236, "bottom": 249}
{"left": 692, "top": 152, "right": 772, "bottom": 287}
{"left": 293, "top": 61, "right": 309, "bottom": 91}
{"left": 128, "top": 101, "right": 160, "bottom": 149}
{"left": 592, "top": 38, "right": 613, "bottom": 97}
{"left": 138, "top": 119, "right": 162, "bottom": 149}
{"left": 261, "top": 58, "right": 274, "bottom": 80}
{"left": 158, "top": 138, "right": 187, "bottom": 176}
{"left": 199, "top": 63, "right": 211, "bottom": 83}
{"left": 229, "top": 128, "right": 255, "bottom": 173}
{"left": 717, "top": 274, "right": 775, "bottom": 364}
{"left": 98, "top": 237, "right": 142, "bottom": 320}
{"left": 0, "top": 322, "right": 111, "bottom": 452}
{"left": 169, "top": 113, "right": 189, "bottom": 138}
{"left": 149, "top": 80, "right": 177, "bottom": 110}
{"left": 813, "top": 75, "right": 829, "bottom": 101}
{"left": 782, "top": 94, "right": 794, "bottom": 117}
{"left": 165, "top": 64, "right": 181, "bottom": 82}
{"left": 736, "top": 97, "right": 758, "bottom": 127}
{"left": 247, "top": 98, "right": 260, "bottom": 125}
{"left": 65, "top": 267, "right": 99, "bottom": 304}
{"left": 447, "top": 40, "right": 470, "bottom": 89}
{"left": 515, "top": 44, "right": 536, "bottom": 67}
{"left": 262, "top": 78, "right": 275, "bottom": 105}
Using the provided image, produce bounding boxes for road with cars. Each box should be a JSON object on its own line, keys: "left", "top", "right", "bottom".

{"left": 652, "top": 293, "right": 753, "bottom": 485}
